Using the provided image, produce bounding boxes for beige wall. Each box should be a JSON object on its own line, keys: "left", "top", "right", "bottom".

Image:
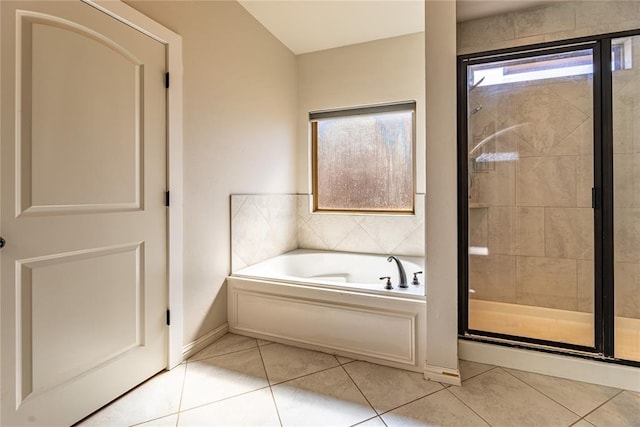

{"left": 126, "top": 1, "right": 297, "bottom": 346}
{"left": 425, "top": 0, "right": 459, "bottom": 374}
{"left": 296, "top": 33, "right": 425, "bottom": 194}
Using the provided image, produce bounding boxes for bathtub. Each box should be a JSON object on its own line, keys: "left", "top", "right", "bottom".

{"left": 227, "top": 249, "right": 427, "bottom": 372}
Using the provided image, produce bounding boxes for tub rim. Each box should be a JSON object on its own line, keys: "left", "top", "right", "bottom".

{"left": 231, "top": 249, "right": 426, "bottom": 300}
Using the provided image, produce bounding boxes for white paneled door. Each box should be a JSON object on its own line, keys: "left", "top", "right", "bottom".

{"left": 1, "top": 1, "right": 168, "bottom": 425}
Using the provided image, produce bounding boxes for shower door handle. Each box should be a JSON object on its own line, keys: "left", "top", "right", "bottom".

{"left": 592, "top": 187, "right": 600, "bottom": 209}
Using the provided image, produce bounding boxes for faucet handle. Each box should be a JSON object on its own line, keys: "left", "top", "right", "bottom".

{"left": 379, "top": 276, "right": 393, "bottom": 290}
{"left": 412, "top": 271, "right": 423, "bottom": 285}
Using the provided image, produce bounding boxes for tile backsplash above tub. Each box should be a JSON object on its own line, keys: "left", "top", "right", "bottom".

{"left": 297, "top": 194, "right": 425, "bottom": 256}
{"left": 231, "top": 194, "right": 425, "bottom": 271}
{"left": 231, "top": 195, "right": 298, "bottom": 271}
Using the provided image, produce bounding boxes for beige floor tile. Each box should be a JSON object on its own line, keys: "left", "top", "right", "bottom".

{"left": 260, "top": 342, "right": 339, "bottom": 384}
{"left": 343, "top": 361, "right": 443, "bottom": 414}
{"left": 354, "top": 417, "right": 386, "bottom": 427}
{"left": 505, "top": 368, "right": 620, "bottom": 416}
{"left": 257, "top": 338, "right": 273, "bottom": 346}
{"left": 272, "top": 366, "right": 376, "bottom": 427}
{"left": 382, "top": 389, "right": 489, "bottom": 427}
{"left": 189, "top": 333, "right": 257, "bottom": 362}
{"left": 177, "top": 388, "right": 280, "bottom": 426}
{"left": 585, "top": 391, "right": 640, "bottom": 427}
{"left": 181, "top": 348, "right": 268, "bottom": 411}
{"left": 449, "top": 368, "right": 580, "bottom": 427}
{"left": 135, "top": 414, "right": 179, "bottom": 426}
{"left": 460, "top": 360, "right": 495, "bottom": 381}
{"left": 78, "top": 364, "right": 185, "bottom": 427}
{"left": 571, "top": 420, "right": 596, "bottom": 427}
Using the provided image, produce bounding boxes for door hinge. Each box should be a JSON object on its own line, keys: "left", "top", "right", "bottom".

{"left": 165, "top": 72, "right": 170, "bottom": 89}
{"left": 166, "top": 309, "right": 171, "bottom": 326}
{"left": 165, "top": 191, "right": 170, "bottom": 207}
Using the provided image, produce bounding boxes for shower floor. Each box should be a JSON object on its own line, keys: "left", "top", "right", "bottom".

{"left": 469, "top": 299, "right": 640, "bottom": 362}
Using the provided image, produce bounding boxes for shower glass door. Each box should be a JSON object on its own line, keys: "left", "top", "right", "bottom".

{"left": 613, "top": 36, "right": 640, "bottom": 362}
{"left": 464, "top": 46, "right": 596, "bottom": 348}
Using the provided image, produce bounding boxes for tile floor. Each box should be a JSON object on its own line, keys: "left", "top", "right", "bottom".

{"left": 78, "top": 333, "right": 640, "bottom": 427}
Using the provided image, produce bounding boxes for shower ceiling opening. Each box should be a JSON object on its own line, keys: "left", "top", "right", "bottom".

{"left": 457, "top": 30, "right": 640, "bottom": 366}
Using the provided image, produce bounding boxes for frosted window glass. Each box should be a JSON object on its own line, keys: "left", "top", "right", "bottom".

{"left": 314, "top": 111, "right": 414, "bottom": 212}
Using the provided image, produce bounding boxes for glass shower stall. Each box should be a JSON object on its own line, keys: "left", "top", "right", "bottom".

{"left": 458, "top": 32, "right": 640, "bottom": 364}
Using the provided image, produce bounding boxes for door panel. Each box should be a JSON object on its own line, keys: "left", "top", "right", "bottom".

{"left": 465, "top": 47, "right": 596, "bottom": 348}
{"left": 1, "top": 1, "right": 167, "bottom": 425}
{"left": 24, "top": 15, "right": 142, "bottom": 213}
{"left": 27, "top": 244, "right": 143, "bottom": 399}
{"left": 612, "top": 35, "right": 640, "bottom": 362}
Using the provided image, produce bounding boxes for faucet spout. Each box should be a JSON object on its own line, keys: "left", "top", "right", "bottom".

{"left": 387, "top": 255, "right": 408, "bottom": 288}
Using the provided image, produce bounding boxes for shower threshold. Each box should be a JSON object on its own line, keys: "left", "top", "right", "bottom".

{"left": 468, "top": 299, "right": 640, "bottom": 361}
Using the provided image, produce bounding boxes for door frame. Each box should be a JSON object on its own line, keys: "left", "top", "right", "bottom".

{"left": 457, "top": 40, "right": 602, "bottom": 355}
{"left": 83, "top": 0, "right": 184, "bottom": 368}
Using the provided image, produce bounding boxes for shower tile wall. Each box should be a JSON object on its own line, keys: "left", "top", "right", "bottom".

{"left": 468, "top": 76, "right": 595, "bottom": 313}
{"left": 457, "top": 1, "right": 640, "bottom": 56}
{"left": 230, "top": 194, "right": 425, "bottom": 272}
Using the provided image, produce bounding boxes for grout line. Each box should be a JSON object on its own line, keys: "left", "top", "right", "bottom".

{"left": 174, "top": 361, "right": 189, "bottom": 427}
{"left": 175, "top": 385, "right": 273, "bottom": 416}
{"left": 375, "top": 387, "right": 448, "bottom": 418}
{"left": 349, "top": 416, "right": 384, "bottom": 427}
{"left": 445, "top": 387, "right": 494, "bottom": 426}
{"left": 188, "top": 341, "right": 260, "bottom": 363}
{"left": 129, "top": 411, "right": 180, "bottom": 427}
{"left": 335, "top": 355, "right": 356, "bottom": 366}
{"left": 461, "top": 365, "right": 498, "bottom": 383}
{"left": 568, "top": 417, "right": 591, "bottom": 427}
{"left": 339, "top": 364, "right": 378, "bottom": 416}
{"left": 501, "top": 367, "right": 594, "bottom": 419}
{"left": 579, "top": 389, "right": 625, "bottom": 421}
{"left": 332, "top": 222, "right": 364, "bottom": 252}
{"left": 127, "top": 412, "right": 179, "bottom": 427}
{"left": 257, "top": 344, "right": 284, "bottom": 427}
{"left": 270, "top": 363, "right": 343, "bottom": 387}
{"left": 231, "top": 196, "right": 250, "bottom": 219}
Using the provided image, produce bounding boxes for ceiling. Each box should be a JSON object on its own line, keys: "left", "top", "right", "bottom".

{"left": 238, "top": 0, "right": 553, "bottom": 55}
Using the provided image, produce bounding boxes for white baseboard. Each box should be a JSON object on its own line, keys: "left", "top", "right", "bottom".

{"left": 459, "top": 339, "right": 640, "bottom": 392}
{"left": 182, "top": 323, "right": 229, "bottom": 360}
{"left": 424, "top": 363, "right": 461, "bottom": 386}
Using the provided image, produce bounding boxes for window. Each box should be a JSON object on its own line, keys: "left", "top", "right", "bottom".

{"left": 310, "top": 102, "right": 415, "bottom": 213}
{"left": 470, "top": 49, "right": 594, "bottom": 87}
{"left": 471, "top": 39, "right": 633, "bottom": 88}
{"left": 612, "top": 37, "right": 633, "bottom": 71}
